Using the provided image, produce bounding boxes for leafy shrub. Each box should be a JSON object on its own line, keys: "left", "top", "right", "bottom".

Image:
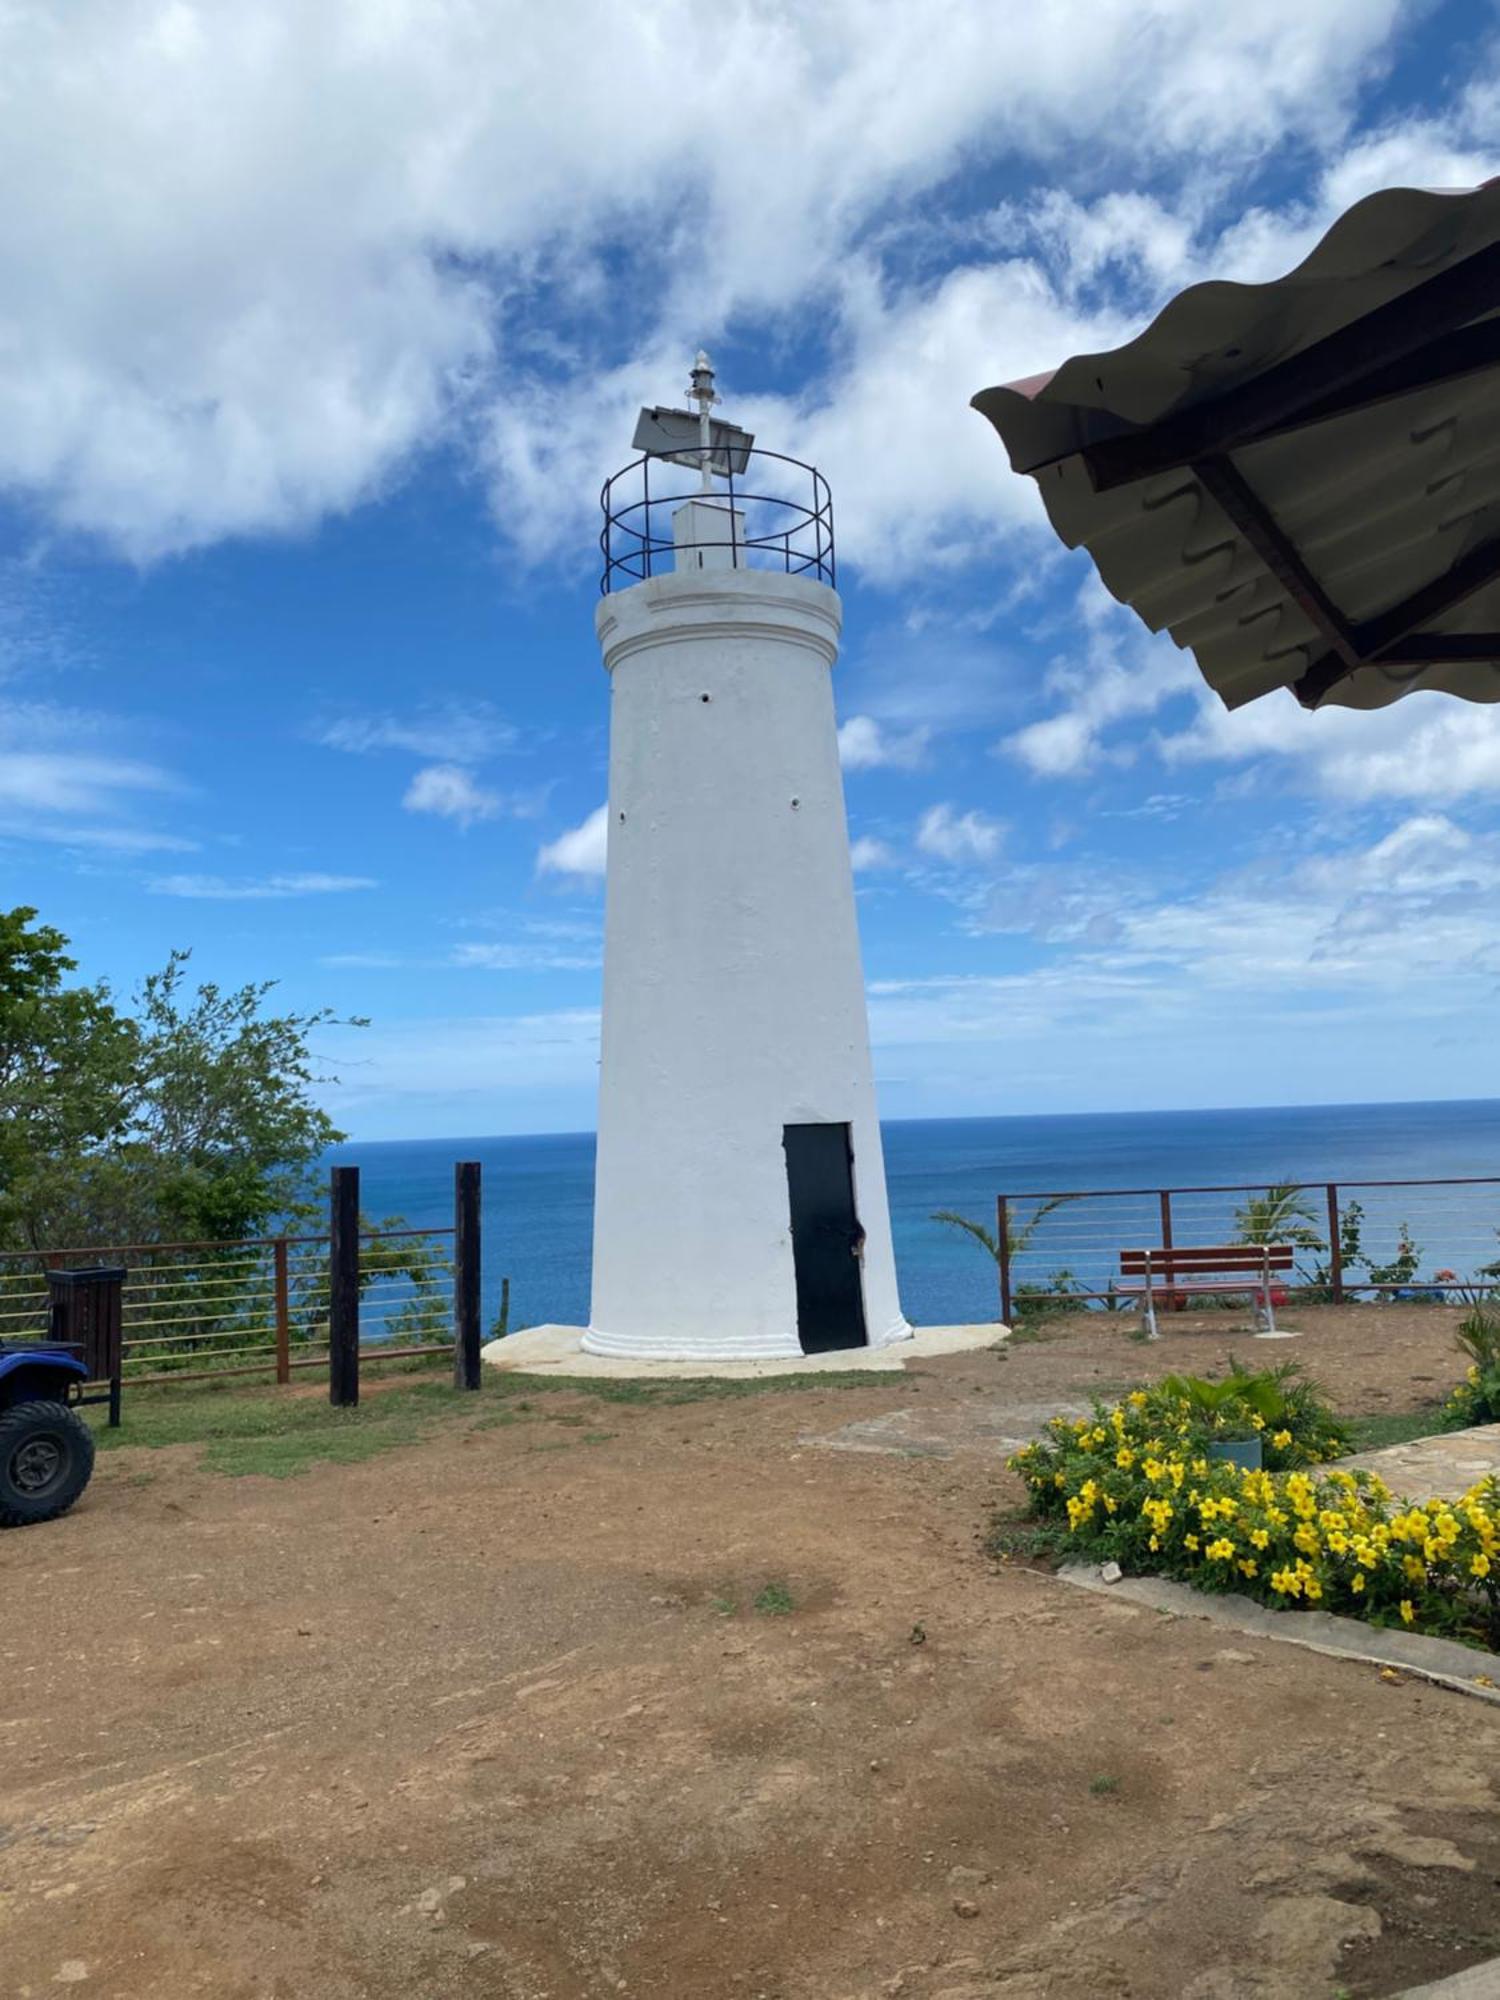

{"left": 1441, "top": 1307, "right": 1500, "bottom": 1430}
{"left": 1010, "top": 1388, "right": 1500, "bottom": 1650}
{"left": 1147, "top": 1359, "right": 1349, "bottom": 1464}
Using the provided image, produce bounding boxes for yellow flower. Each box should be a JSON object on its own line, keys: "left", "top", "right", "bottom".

{"left": 1250, "top": 1528, "right": 1270, "bottom": 1550}
{"left": 1472, "top": 1552, "right": 1492, "bottom": 1579}
{"left": 1127, "top": 1389, "right": 1148, "bottom": 1407}
{"left": 1238, "top": 1558, "right": 1258, "bottom": 1578}
{"left": 1184, "top": 1534, "right": 1200, "bottom": 1553}
{"left": 1206, "top": 1537, "right": 1237, "bottom": 1562}
{"left": 1351, "top": 1573, "right": 1366, "bottom": 1594}
{"left": 1400, "top": 1599, "right": 1416, "bottom": 1625}
{"left": 1249, "top": 1412, "right": 1266, "bottom": 1430}
{"left": 1148, "top": 1534, "right": 1160, "bottom": 1551}
{"left": 1304, "top": 1577, "right": 1323, "bottom": 1601}
{"left": 1271, "top": 1429, "right": 1292, "bottom": 1449}
{"left": 1116, "top": 1447, "right": 1135, "bottom": 1469}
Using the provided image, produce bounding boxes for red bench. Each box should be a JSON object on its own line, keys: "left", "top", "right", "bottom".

{"left": 1118, "top": 1244, "right": 1296, "bottom": 1340}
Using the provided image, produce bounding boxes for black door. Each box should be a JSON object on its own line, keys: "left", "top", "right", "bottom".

{"left": 783, "top": 1122, "right": 868, "bottom": 1354}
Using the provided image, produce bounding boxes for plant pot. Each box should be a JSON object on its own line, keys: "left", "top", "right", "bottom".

{"left": 1208, "top": 1436, "right": 1263, "bottom": 1472}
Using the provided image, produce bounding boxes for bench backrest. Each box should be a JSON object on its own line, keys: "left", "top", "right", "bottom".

{"left": 1120, "top": 1244, "right": 1296, "bottom": 1280}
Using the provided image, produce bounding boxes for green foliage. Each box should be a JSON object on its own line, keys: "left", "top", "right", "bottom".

{"left": 1366, "top": 1222, "right": 1423, "bottom": 1293}
{"left": 1440, "top": 1307, "right": 1500, "bottom": 1430}
{"left": 1141, "top": 1360, "right": 1349, "bottom": 1463}
{"left": 0, "top": 919, "right": 363, "bottom": 1252}
{"left": 0, "top": 906, "right": 137, "bottom": 1242}
{"left": 933, "top": 1197, "right": 1081, "bottom": 1317}
{"left": 1009, "top": 1388, "right": 1500, "bottom": 1651}
{"left": 753, "top": 1582, "right": 795, "bottom": 1615}
{"left": 1233, "top": 1181, "right": 1322, "bottom": 1250}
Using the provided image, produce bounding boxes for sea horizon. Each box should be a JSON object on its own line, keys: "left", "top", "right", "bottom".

{"left": 330, "top": 1096, "right": 1500, "bottom": 1333}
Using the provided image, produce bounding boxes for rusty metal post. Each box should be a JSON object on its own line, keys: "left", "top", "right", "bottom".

{"left": 1326, "top": 1183, "right": 1344, "bottom": 1304}
{"left": 996, "top": 1196, "right": 1013, "bottom": 1325}
{"left": 1159, "top": 1189, "right": 1176, "bottom": 1311}
{"left": 273, "top": 1237, "right": 290, "bottom": 1386}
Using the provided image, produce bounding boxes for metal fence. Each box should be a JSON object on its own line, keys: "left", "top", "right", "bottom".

{"left": 0, "top": 1225, "right": 457, "bottom": 1384}
{"left": 995, "top": 1175, "right": 1500, "bottom": 1321}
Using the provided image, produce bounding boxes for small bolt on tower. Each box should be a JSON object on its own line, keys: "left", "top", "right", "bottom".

{"left": 587, "top": 354, "right": 909, "bottom": 1361}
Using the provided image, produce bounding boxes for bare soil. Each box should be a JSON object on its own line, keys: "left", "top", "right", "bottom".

{"left": 5, "top": 1308, "right": 1499, "bottom": 2000}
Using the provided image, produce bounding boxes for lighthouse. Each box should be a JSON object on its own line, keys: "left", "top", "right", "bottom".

{"left": 584, "top": 356, "right": 909, "bottom": 1361}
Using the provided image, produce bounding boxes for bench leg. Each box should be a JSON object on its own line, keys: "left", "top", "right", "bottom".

{"left": 1143, "top": 1297, "right": 1158, "bottom": 1341}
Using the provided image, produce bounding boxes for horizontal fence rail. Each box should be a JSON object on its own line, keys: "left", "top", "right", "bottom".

{"left": 994, "top": 1175, "right": 1500, "bottom": 1322}
{"left": 0, "top": 1224, "right": 458, "bottom": 1386}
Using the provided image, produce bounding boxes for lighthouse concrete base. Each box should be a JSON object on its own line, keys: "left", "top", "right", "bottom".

{"left": 481, "top": 1322, "right": 1003, "bottom": 1381}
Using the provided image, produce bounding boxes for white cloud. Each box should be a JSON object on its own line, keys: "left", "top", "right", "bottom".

{"left": 916, "top": 802, "right": 1004, "bottom": 864}
{"left": 451, "top": 940, "right": 600, "bottom": 971}
{"left": 0, "top": 715, "right": 190, "bottom": 853}
{"left": 317, "top": 705, "right": 516, "bottom": 762}
{"left": 537, "top": 805, "right": 609, "bottom": 879}
{"left": 850, "top": 835, "right": 897, "bottom": 871}
{"left": 1001, "top": 581, "right": 1206, "bottom": 777}
{"left": 1159, "top": 691, "right": 1500, "bottom": 803}
{"left": 402, "top": 763, "right": 501, "bottom": 827}
{"left": 150, "top": 871, "right": 376, "bottom": 899}
{"left": 837, "top": 715, "right": 931, "bottom": 770}
{"left": 0, "top": 0, "right": 1420, "bottom": 561}
{"left": 0, "top": 750, "right": 174, "bottom": 814}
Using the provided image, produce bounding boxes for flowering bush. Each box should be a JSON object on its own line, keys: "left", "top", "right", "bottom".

{"left": 1010, "top": 1388, "right": 1500, "bottom": 1650}
{"left": 1440, "top": 1307, "right": 1500, "bottom": 1430}
{"left": 1111, "top": 1362, "right": 1348, "bottom": 1466}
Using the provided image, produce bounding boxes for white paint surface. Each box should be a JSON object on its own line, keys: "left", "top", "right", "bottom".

{"left": 485, "top": 1324, "right": 996, "bottom": 1379}
{"left": 587, "top": 553, "right": 909, "bottom": 1360}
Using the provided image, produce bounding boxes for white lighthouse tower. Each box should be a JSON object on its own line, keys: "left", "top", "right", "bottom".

{"left": 584, "top": 356, "right": 909, "bottom": 1361}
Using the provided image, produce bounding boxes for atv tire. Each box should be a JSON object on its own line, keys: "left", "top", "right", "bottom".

{"left": 0, "top": 1399, "right": 96, "bottom": 1527}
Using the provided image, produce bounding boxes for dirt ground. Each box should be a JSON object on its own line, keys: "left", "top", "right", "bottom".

{"left": 6, "top": 1305, "right": 1500, "bottom": 2000}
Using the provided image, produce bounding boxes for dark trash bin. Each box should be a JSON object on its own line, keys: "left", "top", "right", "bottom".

{"left": 46, "top": 1266, "right": 127, "bottom": 1426}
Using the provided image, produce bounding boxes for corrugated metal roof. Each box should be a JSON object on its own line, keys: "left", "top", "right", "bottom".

{"left": 972, "top": 182, "right": 1500, "bottom": 711}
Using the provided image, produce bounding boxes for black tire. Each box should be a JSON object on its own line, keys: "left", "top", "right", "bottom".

{"left": 0, "top": 1399, "right": 96, "bottom": 1527}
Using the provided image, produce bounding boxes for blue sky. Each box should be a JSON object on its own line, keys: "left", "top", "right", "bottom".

{"left": 4, "top": 0, "right": 1500, "bottom": 1139}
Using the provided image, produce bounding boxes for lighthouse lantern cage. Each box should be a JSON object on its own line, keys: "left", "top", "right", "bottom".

{"left": 599, "top": 444, "right": 835, "bottom": 595}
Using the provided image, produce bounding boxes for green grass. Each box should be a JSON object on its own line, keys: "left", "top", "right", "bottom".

{"left": 1089, "top": 1775, "right": 1120, "bottom": 1797}
{"left": 1342, "top": 1406, "right": 1450, "bottom": 1452}
{"left": 86, "top": 1360, "right": 887, "bottom": 1479}
{"left": 753, "top": 1581, "right": 795, "bottom": 1616}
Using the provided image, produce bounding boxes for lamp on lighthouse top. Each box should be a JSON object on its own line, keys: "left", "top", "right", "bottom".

{"left": 604, "top": 353, "right": 835, "bottom": 593}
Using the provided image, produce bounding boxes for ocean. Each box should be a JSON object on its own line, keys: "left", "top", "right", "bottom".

{"left": 331, "top": 1100, "right": 1500, "bottom": 1332}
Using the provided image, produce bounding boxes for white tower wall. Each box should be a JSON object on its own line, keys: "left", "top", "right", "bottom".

{"left": 586, "top": 562, "right": 908, "bottom": 1360}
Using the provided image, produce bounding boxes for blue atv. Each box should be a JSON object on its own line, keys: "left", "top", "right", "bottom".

{"left": 0, "top": 1339, "right": 96, "bottom": 1528}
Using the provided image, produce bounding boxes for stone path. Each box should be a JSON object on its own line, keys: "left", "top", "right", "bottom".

{"left": 1340, "top": 1422, "right": 1500, "bottom": 1502}
{"left": 802, "top": 1396, "right": 1090, "bottom": 1460}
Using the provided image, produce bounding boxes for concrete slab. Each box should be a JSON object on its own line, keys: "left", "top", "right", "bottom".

{"left": 480, "top": 1321, "right": 1002, "bottom": 1380}
{"left": 1340, "top": 1422, "right": 1500, "bottom": 1503}
{"left": 1395, "top": 1960, "right": 1500, "bottom": 1997}
{"left": 803, "top": 1396, "right": 1091, "bottom": 1462}
{"left": 1056, "top": 1562, "right": 1500, "bottom": 1706}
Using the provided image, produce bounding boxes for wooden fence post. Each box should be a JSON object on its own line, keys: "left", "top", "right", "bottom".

{"left": 453, "top": 1160, "right": 482, "bottom": 1391}
{"left": 1326, "top": 1183, "right": 1344, "bottom": 1305}
{"left": 996, "top": 1196, "right": 1013, "bottom": 1326}
{"left": 329, "top": 1166, "right": 360, "bottom": 1408}
{"left": 273, "top": 1236, "right": 290, "bottom": 1386}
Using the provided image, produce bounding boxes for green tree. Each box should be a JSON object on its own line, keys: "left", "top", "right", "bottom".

{"left": 1233, "top": 1181, "right": 1323, "bottom": 1250}
{"left": 0, "top": 907, "right": 137, "bottom": 1244}
{"left": 0, "top": 916, "right": 363, "bottom": 1251}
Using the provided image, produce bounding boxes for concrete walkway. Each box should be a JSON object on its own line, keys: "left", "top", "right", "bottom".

{"left": 481, "top": 1321, "right": 1001, "bottom": 1380}
{"left": 1340, "top": 1422, "right": 1500, "bottom": 1502}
